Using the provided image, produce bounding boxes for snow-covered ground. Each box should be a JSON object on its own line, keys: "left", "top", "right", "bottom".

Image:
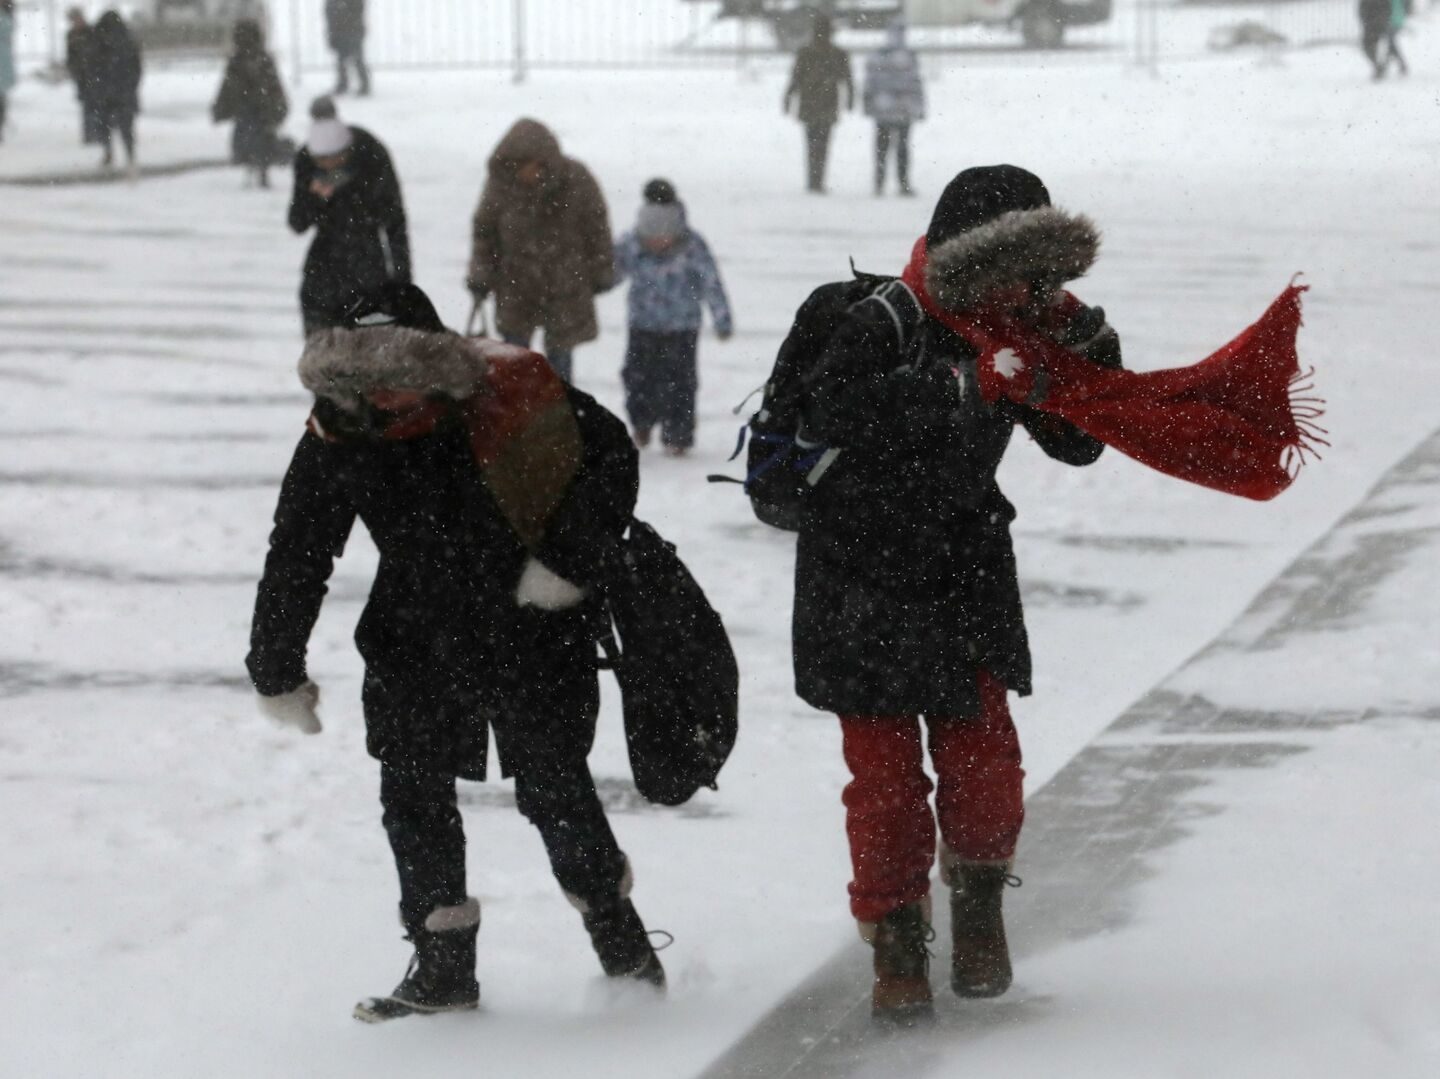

{"left": 2, "top": 17, "right": 1438, "bottom": 1078}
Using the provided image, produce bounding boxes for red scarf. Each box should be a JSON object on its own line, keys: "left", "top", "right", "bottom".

{"left": 309, "top": 347, "right": 582, "bottom": 548}
{"left": 900, "top": 237, "right": 1325, "bottom": 501}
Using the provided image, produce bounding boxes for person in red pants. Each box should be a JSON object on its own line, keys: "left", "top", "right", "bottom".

{"left": 788, "top": 165, "right": 1122, "bottom": 1022}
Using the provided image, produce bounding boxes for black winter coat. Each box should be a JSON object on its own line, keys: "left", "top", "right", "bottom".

{"left": 325, "top": 0, "right": 366, "bottom": 53}
{"left": 246, "top": 386, "right": 638, "bottom": 780}
{"left": 289, "top": 127, "right": 410, "bottom": 325}
{"left": 791, "top": 289, "right": 1110, "bottom": 717}
{"left": 85, "top": 19, "right": 141, "bottom": 125}
{"left": 212, "top": 48, "right": 287, "bottom": 166}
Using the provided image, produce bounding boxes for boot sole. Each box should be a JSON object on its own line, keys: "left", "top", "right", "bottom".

{"left": 951, "top": 978, "right": 1011, "bottom": 999}
{"left": 353, "top": 996, "right": 480, "bottom": 1023}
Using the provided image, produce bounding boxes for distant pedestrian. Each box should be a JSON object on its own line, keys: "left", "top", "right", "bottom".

{"left": 863, "top": 21, "right": 924, "bottom": 196}
{"left": 1381, "top": 0, "right": 1410, "bottom": 77}
{"left": 212, "top": 18, "right": 288, "bottom": 188}
{"left": 466, "top": 118, "right": 614, "bottom": 383}
{"left": 783, "top": 15, "right": 854, "bottom": 194}
{"left": 1358, "top": 0, "right": 1408, "bottom": 78}
{"left": 613, "top": 179, "right": 733, "bottom": 456}
{"left": 87, "top": 10, "right": 142, "bottom": 174}
{"left": 326, "top": 0, "right": 370, "bottom": 96}
{"left": 0, "top": 0, "right": 15, "bottom": 144}
{"left": 289, "top": 97, "right": 410, "bottom": 333}
{"left": 65, "top": 7, "right": 102, "bottom": 146}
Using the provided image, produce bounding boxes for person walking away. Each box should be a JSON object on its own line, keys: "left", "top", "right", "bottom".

{"left": 612, "top": 178, "right": 733, "bottom": 456}
{"left": 467, "top": 118, "right": 614, "bottom": 383}
{"left": 1358, "top": 0, "right": 1393, "bottom": 78}
{"left": 0, "top": 1, "right": 16, "bottom": 144}
{"left": 289, "top": 96, "right": 410, "bottom": 333}
{"left": 64, "top": 7, "right": 102, "bottom": 146}
{"left": 783, "top": 15, "right": 853, "bottom": 194}
{"left": 787, "top": 165, "right": 1122, "bottom": 1023}
{"left": 863, "top": 20, "right": 924, "bottom": 196}
{"left": 1380, "top": 0, "right": 1410, "bottom": 77}
{"left": 212, "top": 18, "right": 288, "bottom": 189}
{"left": 246, "top": 282, "right": 667, "bottom": 1021}
{"left": 326, "top": 0, "right": 369, "bottom": 96}
{"left": 87, "top": 10, "right": 142, "bottom": 175}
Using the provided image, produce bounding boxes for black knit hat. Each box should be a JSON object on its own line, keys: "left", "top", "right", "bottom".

{"left": 335, "top": 282, "right": 448, "bottom": 334}
{"left": 643, "top": 178, "right": 678, "bottom": 205}
{"left": 925, "top": 165, "right": 1051, "bottom": 248}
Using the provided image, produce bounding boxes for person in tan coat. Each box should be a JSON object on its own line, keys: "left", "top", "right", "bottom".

{"left": 467, "top": 119, "right": 615, "bottom": 382}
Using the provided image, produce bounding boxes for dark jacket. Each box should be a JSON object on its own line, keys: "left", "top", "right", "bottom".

{"left": 247, "top": 328, "right": 639, "bottom": 780}
{"left": 325, "top": 0, "right": 366, "bottom": 53}
{"left": 86, "top": 13, "right": 141, "bottom": 124}
{"left": 289, "top": 126, "right": 410, "bottom": 324}
{"left": 66, "top": 24, "right": 94, "bottom": 99}
{"left": 790, "top": 223, "right": 1117, "bottom": 717}
{"left": 785, "top": 40, "right": 853, "bottom": 127}
{"left": 212, "top": 42, "right": 287, "bottom": 167}
{"left": 468, "top": 119, "right": 615, "bottom": 352}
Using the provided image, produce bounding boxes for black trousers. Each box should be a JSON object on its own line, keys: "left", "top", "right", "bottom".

{"left": 804, "top": 122, "right": 833, "bottom": 192}
{"left": 335, "top": 46, "right": 371, "bottom": 94}
{"left": 874, "top": 123, "right": 911, "bottom": 192}
{"left": 99, "top": 114, "right": 135, "bottom": 164}
{"left": 623, "top": 329, "right": 699, "bottom": 449}
{"left": 380, "top": 758, "right": 628, "bottom": 934}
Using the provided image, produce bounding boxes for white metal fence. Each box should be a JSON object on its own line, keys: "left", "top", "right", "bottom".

{"left": 6, "top": 0, "right": 1410, "bottom": 76}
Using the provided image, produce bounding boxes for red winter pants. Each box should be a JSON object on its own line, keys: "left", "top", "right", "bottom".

{"left": 839, "top": 670, "right": 1025, "bottom": 923}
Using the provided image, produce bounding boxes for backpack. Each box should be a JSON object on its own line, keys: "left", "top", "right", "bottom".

{"left": 713, "top": 268, "right": 925, "bottom": 531}
{"left": 599, "top": 520, "right": 738, "bottom": 806}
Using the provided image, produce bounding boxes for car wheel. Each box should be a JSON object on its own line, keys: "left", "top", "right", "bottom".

{"left": 1020, "top": 4, "right": 1065, "bottom": 49}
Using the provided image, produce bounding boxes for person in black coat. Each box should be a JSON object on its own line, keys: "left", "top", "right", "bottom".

{"left": 783, "top": 15, "right": 854, "bottom": 194}
{"left": 325, "top": 0, "right": 370, "bottom": 96}
{"left": 64, "top": 7, "right": 102, "bottom": 146}
{"left": 86, "top": 10, "right": 142, "bottom": 172}
{"left": 289, "top": 97, "right": 409, "bottom": 333}
{"left": 789, "top": 165, "right": 1120, "bottom": 1021}
{"left": 211, "top": 18, "right": 287, "bottom": 188}
{"left": 247, "top": 283, "right": 668, "bottom": 1021}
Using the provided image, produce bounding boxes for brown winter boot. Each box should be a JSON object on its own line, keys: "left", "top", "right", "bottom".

{"left": 945, "top": 859, "right": 1016, "bottom": 998}
{"left": 861, "top": 901, "right": 935, "bottom": 1025}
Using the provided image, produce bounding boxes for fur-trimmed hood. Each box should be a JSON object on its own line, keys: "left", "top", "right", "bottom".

{"left": 298, "top": 325, "right": 532, "bottom": 411}
{"left": 924, "top": 206, "right": 1100, "bottom": 314}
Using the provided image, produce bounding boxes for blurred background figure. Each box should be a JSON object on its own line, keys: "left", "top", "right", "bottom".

{"left": 212, "top": 18, "right": 288, "bottom": 189}
{"left": 0, "top": 0, "right": 14, "bottom": 144}
{"left": 64, "top": 7, "right": 102, "bottom": 147}
{"left": 1358, "top": 0, "right": 1408, "bottom": 79}
{"left": 863, "top": 20, "right": 924, "bottom": 197}
{"left": 612, "top": 178, "right": 733, "bottom": 456}
{"left": 289, "top": 96, "right": 410, "bottom": 333}
{"left": 467, "top": 118, "right": 614, "bottom": 383}
{"left": 87, "top": 10, "right": 143, "bottom": 174}
{"left": 783, "top": 14, "right": 853, "bottom": 194}
{"left": 326, "top": 0, "right": 370, "bottom": 96}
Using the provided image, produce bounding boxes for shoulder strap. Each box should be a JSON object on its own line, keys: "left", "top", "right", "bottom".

{"left": 853, "top": 278, "right": 924, "bottom": 353}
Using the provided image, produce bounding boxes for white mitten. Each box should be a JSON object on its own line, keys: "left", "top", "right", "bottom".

{"left": 257, "top": 680, "right": 322, "bottom": 735}
{"left": 514, "top": 557, "right": 587, "bottom": 611}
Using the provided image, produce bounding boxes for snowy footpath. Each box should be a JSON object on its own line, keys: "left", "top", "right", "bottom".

{"left": 3, "top": 23, "right": 1439, "bottom": 1079}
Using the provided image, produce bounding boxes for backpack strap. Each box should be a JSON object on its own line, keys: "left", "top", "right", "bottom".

{"left": 853, "top": 278, "right": 925, "bottom": 355}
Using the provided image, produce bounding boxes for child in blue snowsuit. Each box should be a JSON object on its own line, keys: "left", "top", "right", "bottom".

{"left": 613, "top": 179, "right": 733, "bottom": 455}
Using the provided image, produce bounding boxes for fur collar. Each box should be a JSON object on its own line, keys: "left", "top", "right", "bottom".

{"left": 298, "top": 326, "right": 531, "bottom": 410}
{"left": 925, "top": 206, "right": 1100, "bottom": 313}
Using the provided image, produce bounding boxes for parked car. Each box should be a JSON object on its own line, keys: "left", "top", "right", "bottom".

{"left": 707, "top": 0, "right": 1111, "bottom": 50}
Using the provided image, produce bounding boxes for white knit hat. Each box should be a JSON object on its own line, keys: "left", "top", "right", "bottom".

{"left": 307, "top": 118, "right": 353, "bottom": 157}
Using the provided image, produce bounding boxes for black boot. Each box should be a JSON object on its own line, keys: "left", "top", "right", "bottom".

{"left": 866, "top": 902, "right": 935, "bottom": 1025}
{"left": 354, "top": 899, "right": 481, "bottom": 1022}
{"left": 580, "top": 898, "right": 666, "bottom": 988}
{"left": 946, "top": 861, "right": 1016, "bottom": 998}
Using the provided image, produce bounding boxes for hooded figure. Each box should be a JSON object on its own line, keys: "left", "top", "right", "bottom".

{"left": 211, "top": 18, "right": 288, "bottom": 187}
{"left": 466, "top": 118, "right": 615, "bottom": 383}
{"left": 289, "top": 97, "right": 410, "bottom": 333}
{"left": 85, "top": 10, "right": 142, "bottom": 170}
{"left": 246, "top": 282, "right": 667, "bottom": 1022}
{"left": 787, "top": 165, "right": 1120, "bottom": 1023}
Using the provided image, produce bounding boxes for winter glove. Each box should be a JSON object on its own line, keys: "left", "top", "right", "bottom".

{"left": 514, "top": 558, "right": 587, "bottom": 611}
{"left": 1058, "top": 305, "right": 1123, "bottom": 369}
{"left": 257, "top": 680, "right": 322, "bottom": 735}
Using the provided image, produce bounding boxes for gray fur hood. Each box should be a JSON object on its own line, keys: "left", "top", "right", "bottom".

{"left": 299, "top": 325, "right": 533, "bottom": 410}
{"left": 925, "top": 206, "right": 1100, "bottom": 313}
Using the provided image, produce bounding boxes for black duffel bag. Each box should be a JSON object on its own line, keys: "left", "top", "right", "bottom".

{"left": 599, "top": 520, "right": 738, "bottom": 806}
